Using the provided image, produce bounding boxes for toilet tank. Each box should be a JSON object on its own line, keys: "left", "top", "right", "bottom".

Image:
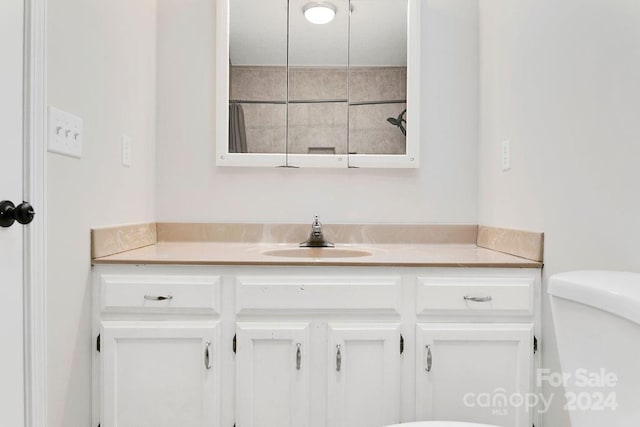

{"left": 549, "top": 271, "right": 640, "bottom": 427}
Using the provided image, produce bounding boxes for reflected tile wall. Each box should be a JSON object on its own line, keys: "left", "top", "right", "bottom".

{"left": 230, "top": 65, "right": 286, "bottom": 101}
{"left": 288, "top": 102, "right": 348, "bottom": 154}
{"left": 242, "top": 104, "right": 287, "bottom": 153}
{"left": 349, "top": 103, "right": 406, "bottom": 154}
{"left": 230, "top": 66, "right": 287, "bottom": 153}
{"left": 350, "top": 67, "right": 407, "bottom": 103}
{"left": 289, "top": 67, "right": 348, "bottom": 101}
{"left": 229, "top": 65, "right": 407, "bottom": 154}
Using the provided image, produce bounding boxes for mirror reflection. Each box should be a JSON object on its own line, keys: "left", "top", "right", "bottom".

{"left": 288, "top": 0, "right": 349, "bottom": 156}
{"left": 229, "top": 0, "right": 288, "bottom": 154}
{"left": 349, "top": 0, "right": 407, "bottom": 155}
{"left": 228, "top": 0, "right": 408, "bottom": 158}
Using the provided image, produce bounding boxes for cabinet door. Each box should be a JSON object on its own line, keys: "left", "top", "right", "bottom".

{"left": 327, "top": 323, "right": 401, "bottom": 427}
{"left": 100, "top": 321, "right": 220, "bottom": 427}
{"left": 236, "top": 322, "right": 310, "bottom": 427}
{"left": 416, "top": 323, "right": 533, "bottom": 427}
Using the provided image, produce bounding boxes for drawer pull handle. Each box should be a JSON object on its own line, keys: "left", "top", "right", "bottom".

{"left": 144, "top": 295, "right": 173, "bottom": 301}
{"left": 425, "top": 344, "right": 432, "bottom": 372}
{"left": 336, "top": 344, "right": 342, "bottom": 372}
{"left": 296, "top": 343, "right": 302, "bottom": 370}
{"left": 463, "top": 295, "right": 492, "bottom": 303}
{"left": 204, "top": 341, "right": 211, "bottom": 370}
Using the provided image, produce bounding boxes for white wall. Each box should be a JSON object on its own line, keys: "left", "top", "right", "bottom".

{"left": 478, "top": 0, "right": 640, "bottom": 425}
{"left": 46, "top": 0, "right": 157, "bottom": 425}
{"left": 156, "top": 0, "right": 479, "bottom": 224}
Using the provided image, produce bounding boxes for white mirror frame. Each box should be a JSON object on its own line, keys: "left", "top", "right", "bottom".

{"left": 215, "top": 0, "right": 421, "bottom": 169}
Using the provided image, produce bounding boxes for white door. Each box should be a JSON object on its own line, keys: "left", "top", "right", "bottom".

{"left": 0, "top": 0, "right": 25, "bottom": 425}
{"left": 100, "top": 321, "right": 220, "bottom": 427}
{"left": 327, "top": 323, "right": 401, "bottom": 427}
{"left": 235, "top": 322, "right": 310, "bottom": 427}
{"left": 416, "top": 323, "right": 534, "bottom": 427}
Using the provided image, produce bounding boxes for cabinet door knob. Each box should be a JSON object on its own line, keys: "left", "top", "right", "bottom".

{"left": 204, "top": 341, "right": 211, "bottom": 370}
{"left": 425, "top": 344, "right": 432, "bottom": 372}
{"left": 296, "top": 343, "right": 302, "bottom": 370}
{"left": 336, "top": 344, "right": 342, "bottom": 372}
{"left": 144, "top": 295, "right": 173, "bottom": 301}
{"left": 463, "top": 295, "right": 493, "bottom": 303}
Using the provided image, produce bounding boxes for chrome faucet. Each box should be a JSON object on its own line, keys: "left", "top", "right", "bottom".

{"left": 299, "top": 215, "right": 334, "bottom": 248}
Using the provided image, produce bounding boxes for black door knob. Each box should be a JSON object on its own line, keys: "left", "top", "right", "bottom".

{"left": 0, "top": 200, "right": 36, "bottom": 228}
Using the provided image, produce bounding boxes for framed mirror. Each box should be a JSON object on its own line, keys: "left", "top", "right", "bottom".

{"left": 216, "top": 0, "right": 420, "bottom": 168}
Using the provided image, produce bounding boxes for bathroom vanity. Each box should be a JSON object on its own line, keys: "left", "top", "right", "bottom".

{"left": 90, "top": 224, "right": 543, "bottom": 427}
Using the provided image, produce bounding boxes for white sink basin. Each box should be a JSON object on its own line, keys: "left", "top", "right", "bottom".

{"left": 262, "top": 247, "right": 373, "bottom": 259}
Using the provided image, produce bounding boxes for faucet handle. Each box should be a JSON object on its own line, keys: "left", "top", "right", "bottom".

{"left": 313, "top": 216, "right": 322, "bottom": 230}
{"left": 300, "top": 215, "right": 333, "bottom": 247}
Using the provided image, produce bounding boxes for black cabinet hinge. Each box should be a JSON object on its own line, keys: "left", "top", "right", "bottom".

{"left": 400, "top": 334, "right": 404, "bottom": 354}
{"left": 96, "top": 334, "right": 101, "bottom": 352}
{"left": 533, "top": 336, "right": 538, "bottom": 354}
{"left": 233, "top": 334, "right": 236, "bottom": 354}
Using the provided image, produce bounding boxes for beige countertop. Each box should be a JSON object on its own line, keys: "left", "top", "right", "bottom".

{"left": 92, "top": 242, "right": 542, "bottom": 268}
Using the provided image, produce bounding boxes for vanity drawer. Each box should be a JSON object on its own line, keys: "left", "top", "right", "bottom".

{"left": 416, "top": 276, "right": 534, "bottom": 316}
{"left": 100, "top": 274, "right": 220, "bottom": 314}
{"left": 236, "top": 275, "right": 401, "bottom": 313}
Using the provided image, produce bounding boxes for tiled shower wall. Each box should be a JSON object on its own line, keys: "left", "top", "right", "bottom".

{"left": 229, "top": 65, "right": 407, "bottom": 154}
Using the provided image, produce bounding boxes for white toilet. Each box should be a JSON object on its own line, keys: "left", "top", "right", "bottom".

{"left": 385, "top": 422, "right": 497, "bottom": 427}
{"left": 549, "top": 271, "right": 640, "bottom": 426}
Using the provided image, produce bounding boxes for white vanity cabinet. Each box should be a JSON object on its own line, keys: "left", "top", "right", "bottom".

{"left": 92, "top": 266, "right": 540, "bottom": 427}
{"left": 92, "top": 272, "right": 223, "bottom": 427}
{"left": 326, "top": 323, "right": 402, "bottom": 427}
{"left": 232, "top": 320, "right": 404, "bottom": 427}
{"left": 415, "top": 324, "right": 533, "bottom": 427}
{"left": 233, "top": 275, "right": 403, "bottom": 427}
{"left": 100, "top": 322, "right": 220, "bottom": 427}
{"left": 414, "top": 274, "right": 539, "bottom": 427}
{"left": 235, "top": 322, "right": 311, "bottom": 427}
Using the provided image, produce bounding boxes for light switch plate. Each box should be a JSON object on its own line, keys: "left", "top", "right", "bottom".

{"left": 501, "top": 140, "right": 511, "bottom": 171}
{"left": 48, "top": 106, "right": 83, "bottom": 158}
{"left": 121, "top": 135, "right": 132, "bottom": 167}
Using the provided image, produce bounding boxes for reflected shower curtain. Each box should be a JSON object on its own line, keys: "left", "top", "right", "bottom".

{"left": 229, "top": 102, "right": 248, "bottom": 153}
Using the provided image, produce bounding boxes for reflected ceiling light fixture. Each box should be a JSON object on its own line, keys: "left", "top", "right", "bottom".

{"left": 303, "top": 2, "right": 337, "bottom": 25}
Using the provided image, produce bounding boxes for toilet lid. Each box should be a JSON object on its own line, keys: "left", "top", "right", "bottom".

{"left": 385, "top": 422, "right": 499, "bottom": 427}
